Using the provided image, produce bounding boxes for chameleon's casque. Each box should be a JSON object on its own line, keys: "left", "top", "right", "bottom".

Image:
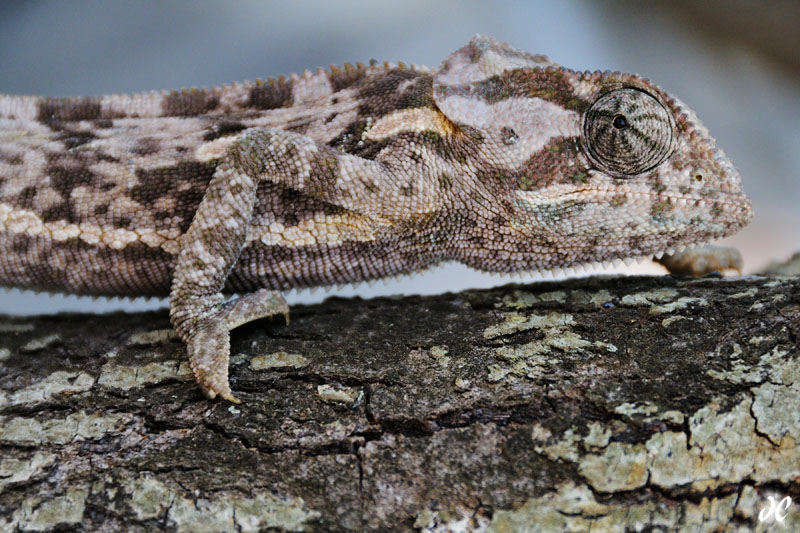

{"left": 0, "top": 36, "right": 752, "bottom": 401}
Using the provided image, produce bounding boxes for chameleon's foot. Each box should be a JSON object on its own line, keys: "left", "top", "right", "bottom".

{"left": 656, "top": 245, "right": 743, "bottom": 277}
{"left": 179, "top": 289, "right": 290, "bottom": 403}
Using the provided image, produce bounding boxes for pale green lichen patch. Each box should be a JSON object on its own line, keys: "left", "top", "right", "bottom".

{"left": 661, "top": 315, "right": 689, "bottom": 327}
{"left": 735, "top": 485, "right": 759, "bottom": 521}
{"left": 483, "top": 312, "right": 575, "bottom": 339}
{"left": 0, "top": 411, "right": 131, "bottom": 446}
{"left": 491, "top": 347, "right": 560, "bottom": 381}
{"left": 19, "top": 333, "right": 60, "bottom": 353}
{"left": 649, "top": 296, "right": 706, "bottom": 315}
{"left": 486, "top": 310, "right": 614, "bottom": 382}
{"left": 751, "top": 382, "right": 800, "bottom": 446}
{"left": 619, "top": 288, "right": 679, "bottom": 307}
{"left": 654, "top": 410, "right": 684, "bottom": 424}
{"left": 410, "top": 345, "right": 452, "bottom": 368}
{"left": 3, "top": 371, "right": 95, "bottom": 407}
{"left": 429, "top": 345, "right": 450, "bottom": 367}
{"left": 530, "top": 390, "right": 798, "bottom": 496}
{"left": 317, "top": 384, "right": 359, "bottom": 404}
{"left": 125, "top": 476, "right": 175, "bottom": 520}
{"left": 643, "top": 397, "right": 797, "bottom": 492}
{"left": 583, "top": 421, "right": 611, "bottom": 449}
{"left": 618, "top": 288, "right": 707, "bottom": 315}
{"left": 534, "top": 427, "right": 582, "bottom": 463}
{"left": 748, "top": 335, "right": 771, "bottom": 346}
{"left": 729, "top": 287, "right": 758, "bottom": 299}
{"left": 605, "top": 402, "right": 682, "bottom": 425}
{"left": 454, "top": 376, "right": 471, "bottom": 390}
{"left": 12, "top": 488, "right": 88, "bottom": 531}
{"left": 685, "top": 398, "right": 799, "bottom": 489}
{"left": 646, "top": 431, "right": 697, "bottom": 487}
{"left": 500, "top": 289, "right": 567, "bottom": 309}
{"left": 571, "top": 288, "right": 613, "bottom": 308}
{"left": 127, "top": 328, "right": 178, "bottom": 345}
{"left": 0, "top": 452, "right": 55, "bottom": 493}
{"left": 486, "top": 364, "right": 511, "bottom": 382}
{"left": 487, "top": 481, "right": 739, "bottom": 533}
{"left": 414, "top": 506, "right": 488, "bottom": 532}
{"left": 614, "top": 401, "right": 659, "bottom": 417}
{"left": 250, "top": 351, "right": 309, "bottom": 371}
{"left": 771, "top": 293, "right": 788, "bottom": 303}
{"left": 708, "top": 345, "right": 793, "bottom": 385}
{"left": 579, "top": 441, "right": 648, "bottom": 491}
{"left": 124, "top": 475, "right": 320, "bottom": 532}
{"left": 97, "top": 360, "right": 192, "bottom": 391}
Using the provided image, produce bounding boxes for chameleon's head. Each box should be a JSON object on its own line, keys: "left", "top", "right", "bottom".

{"left": 434, "top": 36, "right": 753, "bottom": 271}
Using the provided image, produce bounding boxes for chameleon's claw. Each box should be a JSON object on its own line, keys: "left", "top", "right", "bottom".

{"left": 283, "top": 311, "right": 290, "bottom": 326}
{"left": 201, "top": 382, "right": 241, "bottom": 404}
{"left": 222, "top": 391, "right": 241, "bottom": 404}
{"left": 196, "top": 368, "right": 241, "bottom": 403}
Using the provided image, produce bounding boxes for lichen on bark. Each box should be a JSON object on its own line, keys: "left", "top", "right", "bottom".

{"left": 1, "top": 274, "right": 798, "bottom": 531}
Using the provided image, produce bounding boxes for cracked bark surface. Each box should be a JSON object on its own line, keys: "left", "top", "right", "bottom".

{"left": 1, "top": 274, "right": 799, "bottom": 531}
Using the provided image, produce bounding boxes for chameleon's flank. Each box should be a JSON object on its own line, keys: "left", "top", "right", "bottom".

{"left": 0, "top": 36, "right": 752, "bottom": 402}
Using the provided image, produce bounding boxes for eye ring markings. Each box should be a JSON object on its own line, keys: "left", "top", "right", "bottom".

{"left": 583, "top": 88, "right": 676, "bottom": 177}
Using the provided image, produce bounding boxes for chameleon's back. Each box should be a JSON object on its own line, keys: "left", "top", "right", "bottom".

{"left": 0, "top": 62, "right": 440, "bottom": 296}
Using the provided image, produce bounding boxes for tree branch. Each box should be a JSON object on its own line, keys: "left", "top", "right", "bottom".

{"left": 1, "top": 274, "right": 798, "bottom": 531}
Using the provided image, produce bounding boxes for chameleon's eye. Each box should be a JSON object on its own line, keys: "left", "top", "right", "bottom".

{"left": 583, "top": 88, "right": 675, "bottom": 177}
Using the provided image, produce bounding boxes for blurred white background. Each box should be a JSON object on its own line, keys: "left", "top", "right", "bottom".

{"left": 1, "top": 0, "right": 798, "bottom": 314}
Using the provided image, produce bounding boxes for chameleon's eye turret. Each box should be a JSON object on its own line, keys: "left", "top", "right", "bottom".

{"left": 583, "top": 88, "right": 675, "bottom": 177}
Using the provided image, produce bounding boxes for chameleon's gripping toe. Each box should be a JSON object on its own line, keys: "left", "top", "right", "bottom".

{"left": 178, "top": 289, "right": 290, "bottom": 403}
{"left": 186, "top": 322, "right": 239, "bottom": 403}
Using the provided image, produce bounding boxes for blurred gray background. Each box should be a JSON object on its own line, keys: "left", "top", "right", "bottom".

{"left": 1, "top": 0, "right": 798, "bottom": 314}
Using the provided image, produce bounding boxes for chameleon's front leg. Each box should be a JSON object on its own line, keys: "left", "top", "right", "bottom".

{"left": 170, "top": 128, "right": 401, "bottom": 402}
{"left": 169, "top": 136, "right": 289, "bottom": 403}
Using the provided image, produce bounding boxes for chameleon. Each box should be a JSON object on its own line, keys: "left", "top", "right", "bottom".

{"left": 0, "top": 36, "right": 752, "bottom": 402}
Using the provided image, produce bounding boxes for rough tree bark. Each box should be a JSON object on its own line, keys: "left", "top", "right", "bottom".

{"left": 0, "top": 274, "right": 798, "bottom": 532}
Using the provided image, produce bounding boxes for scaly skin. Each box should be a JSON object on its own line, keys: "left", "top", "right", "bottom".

{"left": 0, "top": 36, "right": 752, "bottom": 401}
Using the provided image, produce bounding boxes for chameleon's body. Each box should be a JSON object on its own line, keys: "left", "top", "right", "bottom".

{"left": 0, "top": 37, "right": 752, "bottom": 401}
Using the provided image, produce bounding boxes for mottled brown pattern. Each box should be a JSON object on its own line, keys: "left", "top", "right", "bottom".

{"left": 53, "top": 128, "right": 98, "bottom": 149}
{"left": 0, "top": 234, "right": 174, "bottom": 296}
{"left": 357, "top": 69, "right": 435, "bottom": 117}
{"left": 44, "top": 155, "right": 97, "bottom": 194}
{"left": 442, "top": 67, "right": 590, "bottom": 112}
{"left": 37, "top": 96, "right": 102, "bottom": 123}
{"left": 230, "top": 225, "right": 438, "bottom": 293}
{"left": 130, "top": 137, "right": 161, "bottom": 155}
{"left": 328, "top": 63, "right": 369, "bottom": 92}
{"left": 131, "top": 161, "right": 216, "bottom": 231}
{"left": 331, "top": 130, "right": 454, "bottom": 163}
{"left": 515, "top": 136, "right": 584, "bottom": 190}
{"left": 0, "top": 150, "right": 23, "bottom": 165}
{"left": 202, "top": 120, "right": 248, "bottom": 141}
{"left": 0, "top": 35, "right": 752, "bottom": 402}
{"left": 247, "top": 77, "right": 293, "bottom": 110}
{"left": 162, "top": 89, "right": 220, "bottom": 117}
{"left": 306, "top": 152, "right": 341, "bottom": 196}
